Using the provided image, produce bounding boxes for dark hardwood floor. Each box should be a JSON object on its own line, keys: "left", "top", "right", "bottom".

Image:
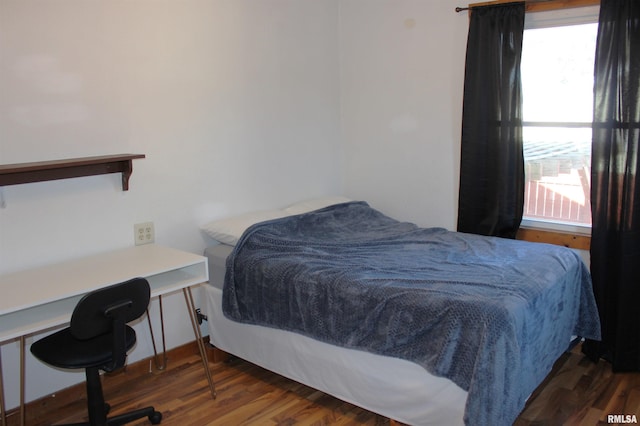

{"left": 9, "top": 342, "right": 640, "bottom": 426}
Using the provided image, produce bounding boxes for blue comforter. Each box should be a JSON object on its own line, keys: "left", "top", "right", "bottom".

{"left": 223, "top": 201, "right": 601, "bottom": 425}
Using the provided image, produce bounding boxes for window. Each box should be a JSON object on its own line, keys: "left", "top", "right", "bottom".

{"left": 520, "top": 9, "right": 599, "bottom": 233}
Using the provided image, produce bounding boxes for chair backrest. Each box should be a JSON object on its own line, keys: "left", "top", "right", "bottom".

{"left": 70, "top": 277, "right": 151, "bottom": 340}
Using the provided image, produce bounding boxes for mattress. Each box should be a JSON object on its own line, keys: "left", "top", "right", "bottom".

{"left": 205, "top": 244, "right": 231, "bottom": 290}
{"left": 203, "top": 243, "right": 467, "bottom": 426}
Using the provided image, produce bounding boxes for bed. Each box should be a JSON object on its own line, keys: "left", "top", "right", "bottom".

{"left": 201, "top": 198, "right": 600, "bottom": 426}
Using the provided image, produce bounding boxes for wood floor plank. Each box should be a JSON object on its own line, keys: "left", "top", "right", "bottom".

{"left": 9, "top": 341, "right": 640, "bottom": 426}
{"left": 572, "top": 407, "right": 602, "bottom": 426}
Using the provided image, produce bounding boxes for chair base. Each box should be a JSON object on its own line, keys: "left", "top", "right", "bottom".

{"left": 63, "top": 366, "right": 162, "bottom": 426}
{"left": 59, "top": 407, "right": 162, "bottom": 426}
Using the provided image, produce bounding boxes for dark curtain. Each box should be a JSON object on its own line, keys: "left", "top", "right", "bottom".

{"left": 583, "top": 0, "right": 640, "bottom": 371}
{"left": 457, "top": 2, "right": 525, "bottom": 238}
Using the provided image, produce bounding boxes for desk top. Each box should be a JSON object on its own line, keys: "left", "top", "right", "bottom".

{"left": 0, "top": 244, "right": 207, "bottom": 317}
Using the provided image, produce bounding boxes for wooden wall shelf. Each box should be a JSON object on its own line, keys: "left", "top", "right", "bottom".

{"left": 0, "top": 154, "right": 145, "bottom": 191}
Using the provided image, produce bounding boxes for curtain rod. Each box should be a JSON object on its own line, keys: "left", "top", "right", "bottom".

{"left": 455, "top": 1, "right": 525, "bottom": 13}
{"left": 455, "top": 0, "right": 598, "bottom": 13}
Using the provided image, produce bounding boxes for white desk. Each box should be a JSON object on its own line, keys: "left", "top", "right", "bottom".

{"left": 0, "top": 244, "right": 215, "bottom": 426}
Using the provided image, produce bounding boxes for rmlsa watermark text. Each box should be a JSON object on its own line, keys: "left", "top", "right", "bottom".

{"left": 608, "top": 414, "right": 638, "bottom": 424}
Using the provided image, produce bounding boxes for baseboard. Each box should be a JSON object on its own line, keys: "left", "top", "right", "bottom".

{"left": 208, "top": 345, "right": 230, "bottom": 363}
{"left": 4, "top": 338, "right": 223, "bottom": 426}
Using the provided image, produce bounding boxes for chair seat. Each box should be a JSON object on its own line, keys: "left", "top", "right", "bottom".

{"left": 31, "top": 325, "right": 136, "bottom": 370}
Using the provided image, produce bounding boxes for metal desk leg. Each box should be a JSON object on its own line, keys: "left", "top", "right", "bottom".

{"left": 183, "top": 287, "right": 216, "bottom": 399}
{"left": 19, "top": 336, "right": 25, "bottom": 426}
{"left": 1, "top": 338, "right": 28, "bottom": 426}
{"left": 0, "top": 348, "right": 6, "bottom": 426}
{"left": 146, "top": 295, "right": 167, "bottom": 372}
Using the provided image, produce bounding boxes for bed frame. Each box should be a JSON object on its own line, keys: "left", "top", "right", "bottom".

{"left": 202, "top": 244, "right": 467, "bottom": 426}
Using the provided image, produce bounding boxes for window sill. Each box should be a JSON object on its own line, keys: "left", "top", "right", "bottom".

{"left": 516, "top": 226, "right": 591, "bottom": 250}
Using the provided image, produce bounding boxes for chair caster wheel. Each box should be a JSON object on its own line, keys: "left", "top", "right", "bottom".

{"left": 149, "top": 411, "right": 162, "bottom": 424}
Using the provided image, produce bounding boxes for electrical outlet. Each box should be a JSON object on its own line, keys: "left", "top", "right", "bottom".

{"left": 134, "top": 222, "right": 155, "bottom": 245}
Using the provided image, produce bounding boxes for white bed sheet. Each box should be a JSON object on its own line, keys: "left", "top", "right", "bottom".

{"left": 203, "top": 245, "right": 468, "bottom": 426}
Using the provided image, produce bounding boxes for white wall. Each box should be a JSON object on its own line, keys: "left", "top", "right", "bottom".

{"left": 0, "top": 0, "right": 342, "bottom": 407}
{"left": 1, "top": 0, "right": 471, "bottom": 410}
{"left": 340, "top": 0, "right": 468, "bottom": 229}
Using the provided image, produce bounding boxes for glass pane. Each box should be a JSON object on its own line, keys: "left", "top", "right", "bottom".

{"left": 521, "top": 23, "right": 597, "bottom": 123}
{"left": 521, "top": 23, "right": 597, "bottom": 227}
{"left": 523, "top": 126, "right": 592, "bottom": 226}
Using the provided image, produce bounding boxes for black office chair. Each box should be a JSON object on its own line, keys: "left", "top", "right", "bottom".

{"left": 31, "top": 277, "right": 162, "bottom": 426}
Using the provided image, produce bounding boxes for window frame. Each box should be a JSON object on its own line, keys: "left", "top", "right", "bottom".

{"left": 515, "top": 3, "right": 599, "bottom": 249}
